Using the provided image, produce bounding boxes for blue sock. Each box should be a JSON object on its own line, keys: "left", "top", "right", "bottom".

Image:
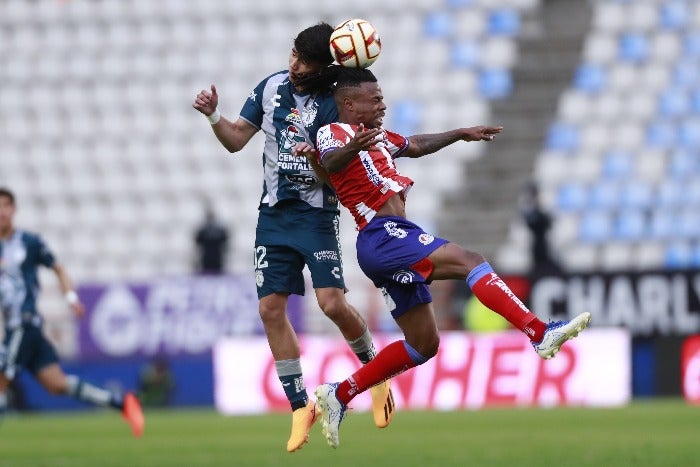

{"left": 275, "top": 359, "right": 308, "bottom": 411}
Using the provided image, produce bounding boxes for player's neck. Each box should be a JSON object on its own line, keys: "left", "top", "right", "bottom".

{"left": 0, "top": 226, "right": 14, "bottom": 240}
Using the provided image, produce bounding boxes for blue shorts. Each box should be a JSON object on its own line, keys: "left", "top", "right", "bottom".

{"left": 356, "top": 216, "right": 448, "bottom": 318}
{"left": 1, "top": 325, "right": 59, "bottom": 380}
{"left": 254, "top": 201, "right": 346, "bottom": 299}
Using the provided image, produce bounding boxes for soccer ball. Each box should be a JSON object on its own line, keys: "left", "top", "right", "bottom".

{"left": 329, "top": 19, "right": 382, "bottom": 68}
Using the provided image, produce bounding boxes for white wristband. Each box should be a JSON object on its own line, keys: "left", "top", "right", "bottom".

{"left": 207, "top": 108, "right": 221, "bottom": 125}
{"left": 65, "top": 290, "right": 79, "bottom": 305}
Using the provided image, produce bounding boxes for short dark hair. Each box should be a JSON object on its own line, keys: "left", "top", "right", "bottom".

{"left": 334, "top": 67, "right": 378, "bottom": 92}
{"left": 294, "top": 22, "right": 334, "bottom": 65}
{"left": 0, "top": 187, "right": 15, "bottom": 205}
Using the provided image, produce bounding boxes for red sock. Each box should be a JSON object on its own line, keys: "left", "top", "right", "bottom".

{"left": 335, "top": 340, "right": 418, "bottom": 406}
{"left": 471, "top": 272, "right": 545, "bottom": 342}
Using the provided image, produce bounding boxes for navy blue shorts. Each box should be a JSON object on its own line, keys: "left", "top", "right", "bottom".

{"left": 356, "top": 216, "right": 448, "bottom": 318}
{"left": 254, "top": 201, "right": 346, "bottom": 299}
{"left": 1, "top": 325, "right": 59, "bottom": 380}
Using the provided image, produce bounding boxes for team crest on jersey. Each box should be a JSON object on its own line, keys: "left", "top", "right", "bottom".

{"left": 392, "top": 270, "right": 414, "bottom": 284}
{"left": 418, "top": 233, "right": 435, "bottom": 245}
{"left": 255, "top": 270, "right": 264, "bottom": 288}
{"left": 285, "top": 104, "right": 318, "bottom": 128}
{"left": 248, "top": 91, "right": 257, "bottom": 102}
{"left": 384, "top": 221, "right": 407, "bottom": 239}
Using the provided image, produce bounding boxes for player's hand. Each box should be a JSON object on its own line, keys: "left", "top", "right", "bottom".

{"left": 192, "top": 84, "right": 219, "bottom": 116}
{"left": 71, "top": 301, "right": 86, "bottom": 319}
{"left": 348, "top": 123, "right": 383, "bottom": 150}
{"left": 464, "top": 125, "right": 503, "bottom": 142}
{"left": 292, "top": 142, "right": 318, "bottom": 161}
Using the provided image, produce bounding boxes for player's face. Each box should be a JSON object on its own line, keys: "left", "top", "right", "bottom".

{"left": 288, "top": 48, "right": 324, "bottom": 88}
{"left": 0, "top": 196, "right": 15, "bottom": 234}
{"left": 353, "top": 82, "right": 386, "bottom": 128}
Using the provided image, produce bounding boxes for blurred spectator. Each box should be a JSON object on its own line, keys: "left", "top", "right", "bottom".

{"left": 138, "top": 357, "right": 175, "bottom": 407}
{"left": 194, "top": 203, "right": 230, "bottom": 274}
{"left": 520, "top": 182, "right": 561, "bottom": 274}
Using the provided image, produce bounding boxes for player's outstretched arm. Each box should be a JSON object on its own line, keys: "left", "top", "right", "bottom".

{"left": 403, "top": 125, "right": 503, "bottom": 159}
{"left": 192, "top": 84, "right": 258, "bottom": 153}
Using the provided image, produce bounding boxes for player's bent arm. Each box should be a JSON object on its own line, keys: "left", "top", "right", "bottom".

{"left": 320, "top": 145, "right": 361, "bottom": 173}
{"left": 211, "top": 117, "right": 258, "bottom": 153}
{"left": 53, "top": 263, "right": 85, "bottom": 317}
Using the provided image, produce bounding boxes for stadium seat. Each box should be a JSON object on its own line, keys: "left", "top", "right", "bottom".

{"left": 618, "top": 33, "right": 650, "bottom": 62}
{"left": 545, "top": 123, "right": 579, "bottom": 152}
{"left": 574, "top": 64, "right": 607, "bottom": 93}
{"left": 424, "top": 11, "right": 454, "bottom": 38}
{"left": 579, "top": 210, "right": 613, "bottom": 244}
{"left": 488, "top": 8, "right": 521, "bottom": 36}
{"left": 478, "top": 68, "right": 513, "bottom": 99}
{"left": 659, "top": 1, "right": 688, "bottom": 31}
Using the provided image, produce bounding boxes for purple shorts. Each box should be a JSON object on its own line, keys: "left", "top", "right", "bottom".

{"left": 356, "top": 216, "right": 448, "bottom": 318}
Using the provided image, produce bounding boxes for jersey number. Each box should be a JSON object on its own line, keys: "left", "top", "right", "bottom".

{"left": 254, "top": 246, "right": 269, "bottom": 269}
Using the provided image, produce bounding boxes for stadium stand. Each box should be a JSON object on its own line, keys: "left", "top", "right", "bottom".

{"left": 1, "top": 0, "right": 537, "bottom": 344}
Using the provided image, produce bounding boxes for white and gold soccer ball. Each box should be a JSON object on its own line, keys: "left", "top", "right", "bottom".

{"left": 329, "top": 19, "right": 382, "bottom": 68}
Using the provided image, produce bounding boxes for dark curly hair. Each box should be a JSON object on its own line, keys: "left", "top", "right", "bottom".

{"left": 0, "top": 187, "right": 15, "bottom": 205}
{"left": 294, "top": 22, "right": 334, "bottom": 66}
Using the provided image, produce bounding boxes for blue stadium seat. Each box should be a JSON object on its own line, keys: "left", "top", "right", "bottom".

{"left": 488, "top": 9, "right": 520, "bottom": 37}
{"left": 649, "top": 209, "right": 676, "bottom": 239}
{"left": 668, "top": 149, "right": 698, "bottom": 178}
{"left": 620, "top": 180, "right": 652, "bottom": 209}
{"left": 589, "top": 181, "right": 621, "bottom": 210}
{"left": 664, "top": 241, "right": 692, "bottom": 268}
{"left": 691, "top": 90, "right": 700, "bottom": 114}
{"left": 659, "top": 1, "right": 688, "bottom": 31}
{"left": 478, "top": 68, "right": 513, "bottom": 99}
{"left": 646, "top": 120, "right": 676, "bottom": 149}
{"left": 618, "top": 33, "right": 649, "bottom": 62}
{"left": 677, "top": 208, "right": 700, "bottom": 239}
{"left": 657, "top": 180, "right": 683, "bottom": 207}
{"left": 601, "top": 150, "right": 632, "bottom": 179}
{"left": 614, "top": 209, "right": 647, "bottom": 241}
{"left": 579, "top": 210, "right": 612, "bottom": 244}
{"left": 684, "top": 32, "right": 700, "bottom": 58}
{"left": 390, "top": 99, "right": 423, "bottom": 136}
{"left": 672, "top": 62, "right": 699, "bottom": 88}
{"left": 679, "top": 119, "right": 700, "bottom": 149}
{"left": 658, "top": 88, "right": 690, "bottom": 117}
{"left": 545, "top": 122, "right": 579, "bottom": 151}
{"left": 692, "top": 243, "right": 700, "bottom": 267}
{"left": 556, "top": 182, "right": 588, "bottom": 211}
{"left": 424, "top": 11, "right": 454, "bottom": 39}
{"left": 573, "top": 64, "right": 606, "bottom": 93}
{"left": 450, "top": 40, "right": 480, "bottom": 68}
{"left": 445, "top": 0, "right": 475, "bottom": 7}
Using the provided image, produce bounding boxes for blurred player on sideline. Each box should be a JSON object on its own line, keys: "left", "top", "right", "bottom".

{"left": 0, "top": 187, "right": 144, "bottom": 437}
{"left": 293, "top": 68, "right": 591, "bottom": 448}
{"left": 192, "top": 23, "right": 393, "bottom": 452}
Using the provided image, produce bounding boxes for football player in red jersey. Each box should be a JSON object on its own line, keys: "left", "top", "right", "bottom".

{"left": 294, "top": 68, "right": 590, "bottom": 448}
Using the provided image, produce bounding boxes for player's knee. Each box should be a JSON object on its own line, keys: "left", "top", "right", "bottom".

{"left": 317, "top": 293, "right": 348, "bottom": 321}
{"left": 258, "top": 303, "right": 285, "bottom": 323}
{"left": 408, "top": 333, "right": 440, "bottom": 362}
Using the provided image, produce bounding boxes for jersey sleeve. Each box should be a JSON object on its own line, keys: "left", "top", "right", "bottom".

{"left": 238, "top": 78, "right": 268, "bottom": 129}
{"left": 384, "top": 129, "right": 409, "bottom": 158}
{"left": 28, "top": 233, "right": 56, "bottom": 268}
{"left": 317, "top": 123, "right": 350, "bottom": 161}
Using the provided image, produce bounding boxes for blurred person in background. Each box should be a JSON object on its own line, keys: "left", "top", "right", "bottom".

{"left": 194, "top": 202, "right": 230, "bottom": 274}
{"left": 292, "top": 68, "right": 591, "bottom": 448}
{"left": 0, "top": 187, "right": 144, "bottom": 437}
{"left": 138, "top": 356, "right": 175, "bottom": 407}
{"left": 520, "top": 182, "right": 561, "bottom": 274}
{"left": 192, "top": 22, "right": 393, "bottom": 452}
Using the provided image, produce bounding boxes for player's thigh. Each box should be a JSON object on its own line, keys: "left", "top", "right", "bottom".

{"left": 254, "top": 244, "right": 306, "bottom": 298}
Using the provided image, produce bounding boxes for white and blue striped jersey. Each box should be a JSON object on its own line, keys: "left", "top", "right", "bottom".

{"left": 239, "top": 70, "right": 340, "bottom": 213}
{"left": 0, "top": 230, "right": 55, "bottom": 329}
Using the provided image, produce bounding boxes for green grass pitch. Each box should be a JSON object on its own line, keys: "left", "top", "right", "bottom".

{"left": 1, "top": 399, "right": 698, "bottom": 467}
